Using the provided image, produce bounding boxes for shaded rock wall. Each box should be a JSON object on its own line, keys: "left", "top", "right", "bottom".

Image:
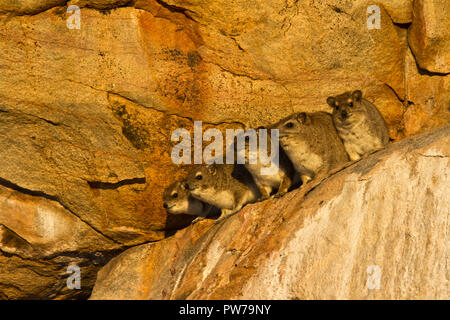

{"left": 0, "top": 0, "right": 448, "bottom": 299}
{"left": 91, "top": 126, "right": 449, "bottom": 300}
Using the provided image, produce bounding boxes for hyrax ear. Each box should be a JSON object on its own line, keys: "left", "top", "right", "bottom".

{"left": 326, "top": 97, "right": 336, "bottom": 108}
{"left": 352, "top": 90, "right": 362, "bottom": 102}
{"left": 297, "top": 112, "right": 309, "bottom": 124}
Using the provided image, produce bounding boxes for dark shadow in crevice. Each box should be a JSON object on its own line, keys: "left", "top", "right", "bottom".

{"left": 87, "top": 177, "right": 146, "bottom": 190}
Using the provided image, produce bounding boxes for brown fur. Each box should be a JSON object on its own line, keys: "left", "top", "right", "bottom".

{"left": 327, "top": 90, "right": 389, "bottom": 161}
{"left": 273, "top": 112, "right": 349, "bottom": 183}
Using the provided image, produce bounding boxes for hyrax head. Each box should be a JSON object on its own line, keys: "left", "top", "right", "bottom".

{"left": 233, "top": 128, "right": 263, "bottom": 164}
{"left": 327, "top": 90, "right": 363, "bottom": 121}
{"left": 185, "top": 165, "right": 218, "bottom": 194}
{"left": 275, "top": 112, "right": 312, "bottom": 139}
{"left": 162, "top": 180, "right": 190, "bottom": 214}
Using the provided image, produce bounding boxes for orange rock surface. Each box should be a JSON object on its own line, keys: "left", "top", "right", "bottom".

{"left": 0, "top": 0, "right": 448, "bottom": 299}
{"left": 91, "top": 127, "right": 449, "bottom": 300}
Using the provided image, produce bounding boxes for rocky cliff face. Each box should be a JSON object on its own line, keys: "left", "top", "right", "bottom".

{"left": 91, "top": 127, "right": 449, "bottom": 300}
{"left": 0, "top": 0, "right": 448, "bottom": 299}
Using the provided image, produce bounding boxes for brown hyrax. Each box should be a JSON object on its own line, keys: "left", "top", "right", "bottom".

{"left": 327, "top": 90, "right": 389, "bottom": 161}
{"left": 273, "top": 112, "right": 349, "bottom": 184}
{"left": 163, "top": 180, "right": 218, "bottom": 224}
{"left": 232, "top": 127, "right": 299, "bottom": 199}
{"left": 185, "top": 164, "right": 260, "bottom": 223}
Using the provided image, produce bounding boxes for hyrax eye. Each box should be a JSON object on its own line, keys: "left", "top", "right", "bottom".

{"left": 172, "top": 193, "right": 178, "bottom": 198}
{"left": 349, "top": 102, "right": 353, "bottom": 107}
{"left": 285, "top": 122, "right": 294, "bottom": 128}
{"left": 196, "top": 174, "right": 203, "bottom": 180}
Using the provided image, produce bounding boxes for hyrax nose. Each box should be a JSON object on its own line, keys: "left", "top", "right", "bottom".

{"left": 341, "top": 110, "right": 348, "bottom": 118}
{"left": 163, "top": 203, "right": 168, "bottom": 209}
{"left": 184, "top": 183, "right": 190, "bottom": 190}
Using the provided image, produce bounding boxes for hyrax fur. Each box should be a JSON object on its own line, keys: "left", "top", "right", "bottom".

{"left": 185, "top": 164, "right": 261, "bottom": 223}
{"left": 232, "top": 127, "right": 299, "bottom": 199}
{"left": 273, "top": 112, "right": 349, "bottom": 184}
{"left": 163, "top": 180, "right": 218, "bottom": 223}
{"left": 327, "top": 90, "right": 389, "bottom": 161}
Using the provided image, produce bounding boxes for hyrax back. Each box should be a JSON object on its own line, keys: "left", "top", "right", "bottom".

{"left": 163, "top": 180, "right": 215, "bottom": 219}
{"left": 232, "top": 127, "right": 298, "bottom": 199}
{"left": 273, "top": 112, "right": 349, "bottom": 183}
{"left": 327, "top": 90, "right": 389, "bottom": 161}
{"left": 185, "top": 164, "right": 260, "bottom": 222}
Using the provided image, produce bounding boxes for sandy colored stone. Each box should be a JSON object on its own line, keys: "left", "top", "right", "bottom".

{"left": 0, "top": 0, "right": 66, "bottom": 15}
{"left": 402, "top": 48, "right": 450, "bottom": 136}
{"left": 408, "top": 0, "right": 450, "bottom": 74}
{"left": 0, "top": 0, "right": 132, "bottom": 14}
{"left": 0, "top": 186, "right": 119, "bottom": 258}
{"left": 0, "top": 0, "right": 442, "bottom": 249}
{"left": 158, "top": 0, "right": 407, "bottom": 123}
{"left": 0, "top": 0, "right": 449, "bottom": 299}
{"left": 378, "top": 0, "right": 413, "bottom": 23}
{"left": 0, "top": 6, "right": 176, "bottom": 245}
{"left": 91, "top": 126, "right": 449, "bottom": 300}
{"left": 0, "top": 184, "right": 122, "bottom": 299}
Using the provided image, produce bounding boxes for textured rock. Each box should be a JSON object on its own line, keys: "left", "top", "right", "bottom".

{"left": 0, "top": 0, "right": 449, "bottom": 299}
{"left": 0, "top": 5, "right": 174, "bottom": 247}
{"left": 379, "top": 0, "right": 413, "bottom": 23}
{"left": 0, "top": 0, "right": 445, "bottom": 245}
{"left": 90, "top": 126, "right": 449, "bottom": 300}
{"left": 155, "top": 0, "right": 407, "bottom": 130}
{"left": 402, "top": 48, "right": 450, "bottom": 136}
{"left": 0, "top": 184, "right": 122, "bottom": 299}
{"left": 0, "top": 1, "right": 66, "bottom": 15}
{"left": 408, "top": 0, "right": 450, "bottom": 74}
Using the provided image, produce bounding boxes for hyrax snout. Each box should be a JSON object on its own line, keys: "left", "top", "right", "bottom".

{"left": 163, "top": 180, "right": 217, "bottom": 223}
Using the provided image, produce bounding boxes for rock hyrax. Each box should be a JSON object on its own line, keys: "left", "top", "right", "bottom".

{"left": 273, "top": 112, "right": 349, "bottom": 184}
{"left": 163, "top": 180, "right": 217, "bottom": 223}
{"left": 185, "top": 164, "right": 260, "bottom": 223}
{"left": 233, "top": 127, "right": 299, "bottom": 199}
{"left": 327, "top": 90, "right": 389, "bottom": 161}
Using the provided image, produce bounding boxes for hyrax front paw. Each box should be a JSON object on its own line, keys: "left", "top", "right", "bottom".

{"left": 300, "top": 174, "right": 313, "bottom": 185}
{"left": 271, "top": 191, "right": 287, "bottom": 199}
{"left": 191, "top": 216, "right": 205, "bottom": 225}
{"left": 214, "top": 208, "right": 238, "bottom": 224}
{"left": 348, "top": 152, "right": 361, "bottom": 161}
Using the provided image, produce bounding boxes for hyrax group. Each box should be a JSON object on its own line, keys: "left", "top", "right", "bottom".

{"left": 163, "top": 90, "right": 389, "bottom": 224}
